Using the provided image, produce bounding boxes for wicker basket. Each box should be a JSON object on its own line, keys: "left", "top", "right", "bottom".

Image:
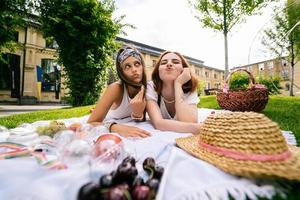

{"left": 216, "top": 69, "right": 269, "bottom": 112}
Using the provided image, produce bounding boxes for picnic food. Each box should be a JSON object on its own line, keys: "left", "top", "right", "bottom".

{"left": 68, "top": 122, "right": 82, "bottom": 132}
{"left": 93, "top": 134, "right": 123, "bottom": 160}
{"left": 36, "top": 121, "right": 67, "bottom": 136}
{"left": 77, "top": 156, "right": 164, "bottom": 200}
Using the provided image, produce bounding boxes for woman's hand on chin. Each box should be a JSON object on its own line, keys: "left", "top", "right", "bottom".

{"left": 175, "top": 68, "right": 191, "bottom": 85}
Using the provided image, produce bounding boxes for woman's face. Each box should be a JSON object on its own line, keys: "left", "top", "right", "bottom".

{"left": 121, "top": 56, "right": 144, "bottom": 83}
{"left": 158, "top": 53, "right": 183, "bottom": 81}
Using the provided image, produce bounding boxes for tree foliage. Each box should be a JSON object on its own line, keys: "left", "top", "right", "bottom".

{"left": 0, "top": 0, "right": 34, "bottom": 60}
{"left": 189, "top": 0, "right": 276, "bottom": 76}
{"left": 262, "top": 0, "right": 300, "bottom": 96}
{"left": 36, "top": 0, "right": 122, "bottom": 106}
{"left": 228, "top": 71, "right": 282, "bottom": 94}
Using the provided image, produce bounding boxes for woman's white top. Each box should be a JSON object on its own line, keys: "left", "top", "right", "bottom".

{"left": 105, "top": 84, "right": 132, "bottom": 120}
{"left": 146, "top": 81, "right": 199, "bottom": 119}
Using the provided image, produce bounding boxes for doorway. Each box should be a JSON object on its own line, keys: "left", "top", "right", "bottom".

{"left": 0, "top": 53, "right": 21, "bottom": 98}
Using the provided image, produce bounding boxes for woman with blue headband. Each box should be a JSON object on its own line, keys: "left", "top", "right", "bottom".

{"left": 88, "top": 45, "right": 150, "bottom": 138}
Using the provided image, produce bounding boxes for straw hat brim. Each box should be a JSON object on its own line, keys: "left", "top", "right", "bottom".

{"left": 176, "top": 135, "right": 300, "bottom": 181}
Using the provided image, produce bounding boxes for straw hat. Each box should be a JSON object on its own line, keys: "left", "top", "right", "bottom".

{"left": 176, "top": 112, "right": 300, "bottom": 181}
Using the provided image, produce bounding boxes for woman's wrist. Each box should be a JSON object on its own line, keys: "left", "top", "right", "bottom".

{"left": 174, "top": 80, "right": 183, "bottom": 87}
{"left": 104, "top": 121, "right": 117, "bottom": 132}
{"left": 131, "top": 112, "right": 144, "bottom": 121}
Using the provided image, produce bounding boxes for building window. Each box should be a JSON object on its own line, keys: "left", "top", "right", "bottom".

{"left": 281, "top": 70, "right": 289, "bottom": 80}
{"left": 205, "top": 71, "right": 209, "bottom": 78}
{"left": 206, "top": 82, "right": 210, "bottom": 89}
{"left": 282, "top": 59, "right": 288, "bottom": 67}
{"left": 0, "top": 56, "right": 11, "bottom": 90}
{"left": 214, "top": 73, "right": 217, "bottom": 79}
{"left": 45, "top": 38, "right": 59, "bottom": 49}
{"left": 285, "top": 83, "right": 290, "bottom": 91}
{"left": 41, "top": 59, "right": 61, "bottom": 92}
{"left": 152, "top": 60, "right": 157, "bottom": 67}
{"left": 267, "top": 61, "right": 273, "bottom": 69}
{"left": 214, "top": 83, "right": 220, "bottom": 89}
{"left": 195, "top": 69, "right": 200, "bottom": 76}
{"left": 259, "top": 63, "right": 264, "bottom": 71}
{"left": 248, "top": 66, "right": 252, "bottom": 71}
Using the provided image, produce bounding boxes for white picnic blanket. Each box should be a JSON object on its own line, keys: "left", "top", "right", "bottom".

{"left": 0, "top": 108, "right": 296, "bottom": 200}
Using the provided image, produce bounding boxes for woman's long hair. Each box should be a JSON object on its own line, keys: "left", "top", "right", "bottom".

{"left": 151, "top": 51, "right": 198, "bottom": 95}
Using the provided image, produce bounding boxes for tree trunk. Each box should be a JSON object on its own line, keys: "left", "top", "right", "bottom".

{"left": 290, "top": 65, "right": 294, "bottom": 96}
{"left": 224, "top": 32, "right": 229, "bottom": 78}
{"left": 289, "top": 43, "right": 295, "bottom": 96}
{"left": 223, "top": 0, "right": 229, "bottom": 78}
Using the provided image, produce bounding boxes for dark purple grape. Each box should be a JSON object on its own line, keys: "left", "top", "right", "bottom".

{"left": 153, "top": 165, "right": 164, "bottom": 180}
{"left": 115, "top": 162, "right": 138, "bottom": 185}
{"left": 143, "top": 157, "right": 155, "bottom": 175}
{"left": 146, "top": 178, "right": 160, "bottom": 193}
{"left": 116, "top": 183, "right": 130, "bottom": 191}
{"left": 122, "top": 156, "right": 136, "bottom": 166}
{"left": 132, "top": 176, "right": 145, "bottom": 188}
{"left": 131, "top": 185, "right": 151, "bottom": 200}
{"left": 77, "top": 182, "right": 100, "bottom": 200}
{"left": 99, "top": 174, "right": 114, "bottom": 188}
{"left": 117, "top": 162, "right": 132, "bottom": 174}
{"left": 108, "top": 187, "right": 129, "bottom": 200}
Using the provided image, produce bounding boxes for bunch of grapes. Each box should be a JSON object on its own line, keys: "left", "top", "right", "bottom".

{"left": 36, "top": 121, "right": 67, "bottom": 136}
{"left": 78, "top": 156, "right": 164, "bottom": 200}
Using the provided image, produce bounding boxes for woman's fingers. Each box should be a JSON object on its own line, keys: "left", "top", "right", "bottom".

{"left": 128, "top": 127, "right": 151, "bottom": 138}
{"left": 135, "top": 85, "right": 144, "bottom": 99}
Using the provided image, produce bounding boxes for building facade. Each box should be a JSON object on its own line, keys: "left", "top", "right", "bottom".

{"left": 0, "top": 21, "right": 63, "bottom": 104}
{"left": 231, "top": 58, "right": 300, "bottom": 96}
{"left": 0, "top": 25, "right": 224, "bottom": 104}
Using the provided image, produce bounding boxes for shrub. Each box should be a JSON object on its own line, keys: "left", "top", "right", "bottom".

{"left": 228, "top": 71, "right": 250, "bottom": 90}
{"left": 197, "top": 80, "right": 206, "bottom": 96}
{"left": 257, "top": 75, "right": 282, "bottom": 94}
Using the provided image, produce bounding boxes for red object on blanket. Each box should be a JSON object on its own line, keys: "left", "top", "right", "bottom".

{"left": 93, "top": 134, "right": 123, "bottom": 159}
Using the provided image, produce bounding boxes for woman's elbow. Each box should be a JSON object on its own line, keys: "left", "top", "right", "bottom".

{"left": 177, "top": 116, "right": 197, "bottom": 123}
{"left": 151, "top": 120, "right": 166, "bottom": 131}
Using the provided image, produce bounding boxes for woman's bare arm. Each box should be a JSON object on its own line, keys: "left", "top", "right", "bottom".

{"left": 146, "top": 100, "right": 200, "bottom": 134}
{"left": 87, "top": 82, "right": 122, "bottom": 123}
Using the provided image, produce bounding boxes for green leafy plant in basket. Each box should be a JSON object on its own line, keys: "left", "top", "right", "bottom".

{"left": 228, "top": 71, "right": 250, "bottom": 90}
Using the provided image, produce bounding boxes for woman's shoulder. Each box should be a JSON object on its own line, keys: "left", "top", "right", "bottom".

{"left": 107, "top": 81, "right": 123, "bottom": 93}
{"left": 146, "top": 80, "right": 155, "bottom": 89}
{"left": 146, "top": 81, "right": 158, "bottom": 100}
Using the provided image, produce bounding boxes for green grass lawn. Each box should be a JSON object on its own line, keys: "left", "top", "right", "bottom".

{"left": 0, "top": 105, "right": 94, "bottom": 128}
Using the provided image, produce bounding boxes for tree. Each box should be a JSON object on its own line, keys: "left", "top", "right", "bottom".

{"left": 0, "top": 0, "right": 34, "bottom": 60}
{"left": 37, "top": 0, "right": 122, "bottom": 106}
{"left": 189, "top": 0, "right": 276, "bottom": 77}
{"left": 262, "top": 0, "right": 300, "bottom": 96}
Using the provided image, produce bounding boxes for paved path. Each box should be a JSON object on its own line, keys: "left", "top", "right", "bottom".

{"left": 0, "top": 104, "right": 70, "bottom": 117}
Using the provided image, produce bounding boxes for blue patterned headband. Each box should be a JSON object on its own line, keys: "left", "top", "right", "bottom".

{"left": 117, "top": 48, "right": 142, "bottom": 64}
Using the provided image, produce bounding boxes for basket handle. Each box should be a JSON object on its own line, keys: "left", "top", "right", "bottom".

{"left": 223, "top": 69, "right": 257, "bottom": 93}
